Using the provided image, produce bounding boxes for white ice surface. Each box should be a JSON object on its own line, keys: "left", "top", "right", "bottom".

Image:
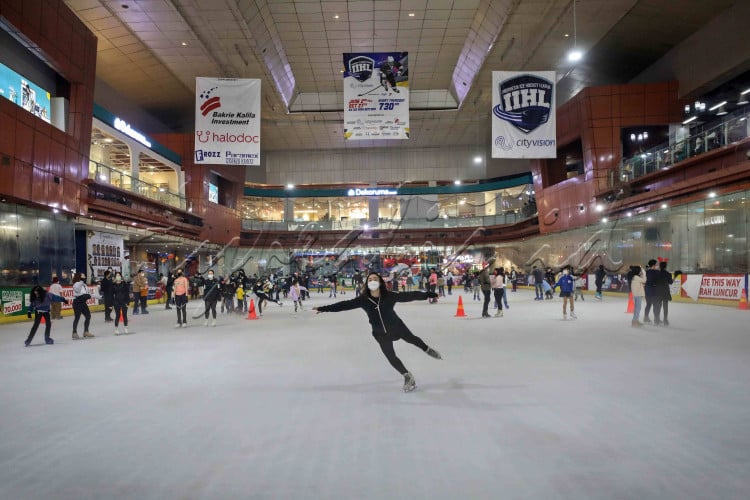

{"left": 1, "top": 290, "right": 749, "bottom": 500}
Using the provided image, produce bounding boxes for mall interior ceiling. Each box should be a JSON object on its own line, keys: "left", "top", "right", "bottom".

{"left": 65, "top": 0, "right": 739, "bottom": 154}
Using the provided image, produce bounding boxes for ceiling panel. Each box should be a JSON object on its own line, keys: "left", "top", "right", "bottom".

{"left": 62, "top": 0, "right": 736, "bottom": 150}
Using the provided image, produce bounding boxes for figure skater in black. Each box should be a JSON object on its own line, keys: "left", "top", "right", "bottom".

{"left": 313, "top": 272, "right": 441, "bottom": 392}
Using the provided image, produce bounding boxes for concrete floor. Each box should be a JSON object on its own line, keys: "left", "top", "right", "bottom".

{"left": 1, "top": 290, "right": 749, "bottom": 500}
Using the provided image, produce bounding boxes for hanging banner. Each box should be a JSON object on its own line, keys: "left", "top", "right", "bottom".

{"left": 343, "top": 52, "right": 409, "bottom": 140}
{"left": 86, "top": 231, "right": 124, "bottom": 282}
{"left": 680, "top": 274, "right": 745, "bottom": 302}
{"left": 492, "top": 71, "right": 556, "bottom": 158}
{"left": 194, "top": 78, "right": 260, "bottom": 165}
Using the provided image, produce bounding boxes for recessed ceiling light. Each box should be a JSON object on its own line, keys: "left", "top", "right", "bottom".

{"left": 626, "top": 212, "right": 632, "bottom": 217}
{"left": 473, "top": 156, "right": 482, "bottom": 164}
{"left": 454, "top": 180, "right": 461, "bottom": 185}
{"left": 661, "top": 203, "right": 668, "bottom": 209}
{"left": 333, "top": 14, "right": 339, "bottom": 19}
{"left": 567, "top": 49, "right": 583, "bottom": 62}
{"left": 708, "top": 191, "right": 716, "bottom": 198}
{"left": 564, "top": 33, "right": 569, "bottom": 37}
{"left": 646, "top": 216, "right": 653, "bottom": 222}
{"left": 601, "top": 217, "right": 608, "bottom": 223}
{"left": 181, "top": 41, "right": 188, "bottom": 46}
{"left": 408, "top": 12, "right": 415, "bottom": 17}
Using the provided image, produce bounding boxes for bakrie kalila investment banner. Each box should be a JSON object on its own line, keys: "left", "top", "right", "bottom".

{"left": 343, "top": 52, "right": 409, "bottom": 140}
{"left": 491, "top": 71, "right": 556, "bottom": 158}
{"left": 194, "top": 78, "right": 261, "bottom": 165}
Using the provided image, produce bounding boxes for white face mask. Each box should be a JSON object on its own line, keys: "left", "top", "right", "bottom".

{"left": 367, "top": 281, "right": 380, "bottom": 291}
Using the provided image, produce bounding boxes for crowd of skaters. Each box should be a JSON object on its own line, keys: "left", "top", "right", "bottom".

{"left": 22, "top": 256, "right": 681, "bottom": 347}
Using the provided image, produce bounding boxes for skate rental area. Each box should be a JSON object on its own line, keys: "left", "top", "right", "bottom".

{"left": 2, "top": 291, "right": 750, "bottom": 499}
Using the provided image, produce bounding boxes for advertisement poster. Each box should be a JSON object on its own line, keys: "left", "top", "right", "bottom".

{"left": 680, "top": 274, "right": 745, "bottom": 302}
{"left": 492, "top": 71, "right": 556, "bottom": 158}
{"left": 0, "top": 61, "right": 51, "bottom": 123}
{"left": 343, "top": 52, "right": 409, "bottom": 140}
{"left": 86, "top": 231, "right": 124, "bottom": 282}
{"left": 194, "top": 78, "right": 261, "bottom": 165}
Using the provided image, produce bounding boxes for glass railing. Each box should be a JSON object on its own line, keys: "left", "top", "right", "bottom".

{"left": 241, "top": 209, "right": 535, "bottom": 232}
{"left": 88, "top": 160, "right": 186, "bottom": 210}
{"left": 619, "top": 109, "right": 750, "bottom": 183}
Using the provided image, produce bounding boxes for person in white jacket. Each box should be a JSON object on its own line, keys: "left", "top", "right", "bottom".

{"left": 629, "top": 265, "right": 646, "bottom": 328}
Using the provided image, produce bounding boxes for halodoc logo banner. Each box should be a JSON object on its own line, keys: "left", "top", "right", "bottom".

{"left": 343, "top": 52, "right": 409, "bottom": 140}
{"left": 195, "top": 78, "right": 260, "bottom": 165}
{"left": 492, "top": 71, "right": 556, "bottom": 158}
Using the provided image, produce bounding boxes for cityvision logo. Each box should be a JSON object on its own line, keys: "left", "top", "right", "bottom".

{"left": 199, "top": 86, "right": 221, "bottom": 116}
{"left": 493, "top": 74, "right": 553, "bottom": 134}
{"left": 347, "top": 56, "right": 375, "bottom": 82}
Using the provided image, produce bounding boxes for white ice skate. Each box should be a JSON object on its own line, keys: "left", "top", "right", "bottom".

{"left": 403, "top": 372, "right": 417, "bottom": 392}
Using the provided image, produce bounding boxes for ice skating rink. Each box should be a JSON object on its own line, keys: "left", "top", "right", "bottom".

{"left": 1, "top": 290, "right": 749, "bottom": 500}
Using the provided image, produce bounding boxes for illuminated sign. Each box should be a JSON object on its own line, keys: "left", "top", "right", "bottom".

{"left": 696, "top": 215, "right": 725, "bottom": 227}
{"left": 347, "top": 188, "right": 398, "bottom": 196}
{"left": 114, "top": 117, "right": 152, "bottom": 148}
{"left": 208, "top": 183, "right": 219, "bottom": 204}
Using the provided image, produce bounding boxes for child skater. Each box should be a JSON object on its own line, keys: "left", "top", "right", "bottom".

{"left": 289, "top": 280, "right": 306, "bottom": 312}
{"left": 313, "top": 272, "right": 442, "bottom": 392}
{"left": 25, "top": 285, "right": 67, "bottom": 346}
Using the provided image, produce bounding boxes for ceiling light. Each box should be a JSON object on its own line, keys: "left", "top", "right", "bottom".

{"left": 626, "top": 212, "right": 632, "bottom": 217}
{"left": 646, "top": 217, "right": 653, "bottom": 222}
{"left": 181, "top": 42, "right": 188, "bottom": 46}
{"left": 566, "top": 0, "right": 583, "bottom": 63}
{"left": 709, "top": 101, "right": 727, "bottom": 111}
{"left": 741, "top": 88, "right": 750, "bottom": 95}
{"left": 564, "top": 33, "right": 569, "bottom": 37}
{"left": 595, "top": 204, "right": 604, "bottom": 212}
{"left": 661, "top": 203, "right": 667, "bottom": 209}
{"left": 52, "top": 208, "right": 59, "bottom": 214}
{"left": 717, "top": 109, "right": 727, "bottom": 116}
{"left": 333, "top": 14, "right": 339, "bottom": 19}
{"left": 708, "top": 191, "right": 716, "bottom": 198}
{"left": 684, "top": 105, "right": 690, "bottom": 113}
{"left": 408, "top": 12, "right": 415, "bottom": 17}
{"left": 286, "top": 184, "right": 294, "bottom": 189}
{"left": 601, "top": 217, "right": 608, "bottom": 223}
{"left": 473, "top": 156, "right": 482, "bottom": 164}
{"left": 454, "top": 180, "right": 461, "bottom": 185}
{"left": 682, "top": 116, "right": 697, "bottom": 125}
{"left": 567, "top": 49, "right": 583, "bottom": 62}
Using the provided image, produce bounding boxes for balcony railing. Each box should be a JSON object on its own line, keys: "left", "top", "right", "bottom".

{"left": 88, "top": 160, "right": 186, "bottom": 210}
{"left": 241, "top": 209, "right": 536, "bottom": 232}
{"left": 619, "top": 109, "right": 750, "bottom": 183}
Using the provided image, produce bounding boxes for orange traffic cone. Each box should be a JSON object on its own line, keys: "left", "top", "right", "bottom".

{"left": 119, "top": 310, "right": 124, "bottom": 323}
{"left": 739, "top": 289, "right": 748, "bottom": 310}
{"left": 246, "top": 299, "right": 259, "bottom": 320}
{"left": 625, "top": 292, "right": 634, "bottom": 313}
{"left": 455, "top": 296, "right": 467, "bottom": 317}
{"left": 40, "top": 314, "right": 46, "bottom": 324}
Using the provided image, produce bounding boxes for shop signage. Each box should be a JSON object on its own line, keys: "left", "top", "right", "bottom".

{"left": 114, "top": 117, "right": 152, "bottom": 147}
{"left": 0, "top": 62, "right": 51, "bottom": 123}
{"left": 208, "top": 183, "right": 219, "bottom": 203}
{"left": 86, "top": 231, "right": 125, "bottom": 281}
{"left": 347, "top": 188, "right": 398, "bottom": 196}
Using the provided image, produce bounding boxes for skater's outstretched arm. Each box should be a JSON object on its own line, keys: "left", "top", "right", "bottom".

{"left": 393, "top": 291, "right": 437, "bottom": 303}
{"left": 313, "top": 296, "right": 364, "bottom": 313}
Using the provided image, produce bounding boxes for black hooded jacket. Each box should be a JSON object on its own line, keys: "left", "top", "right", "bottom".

{"left": 317, "top": 290, "right": 432, "bottom": 338}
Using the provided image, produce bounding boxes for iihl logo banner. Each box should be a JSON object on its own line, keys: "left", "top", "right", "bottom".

{"left": 194, "top": 77, "right": 261, "bottom": 165}
{"left": 491, "top": 71, "right": 556, "bottom": 159}
{"left": 343, "top": 52, "right": 409, "bottom": 140}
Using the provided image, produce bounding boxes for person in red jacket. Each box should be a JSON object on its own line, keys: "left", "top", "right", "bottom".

{"left": 314, "top": 272, "right": 441, "bottom": 392}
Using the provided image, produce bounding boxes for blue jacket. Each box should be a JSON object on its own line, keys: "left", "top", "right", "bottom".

{"left": 554, "top": 274, "right": 575, "bottom": 293}
{"left": 30, "top": 293, "right": 66, "bottom": 313}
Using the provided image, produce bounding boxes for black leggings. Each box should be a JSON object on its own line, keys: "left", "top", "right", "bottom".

{"left": 113, "top": 304, "right": 128, "bottom": 327}
{"left": 175, "top": 295, "right": 187, "bottom": 323}
{"left": 375, "top": 330, "right": 429, "bottom": 375}
{"left": 204, "top": 300, "right": 217, "bottom": 319}
{"left": 493, "top": 288, "right": 504, "bottom": 310}
{"left": 72, "top": 302, "right": 91, "bottom": 333}
{"left": 27, "top": 312, "right": 52, "bottom": 342}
